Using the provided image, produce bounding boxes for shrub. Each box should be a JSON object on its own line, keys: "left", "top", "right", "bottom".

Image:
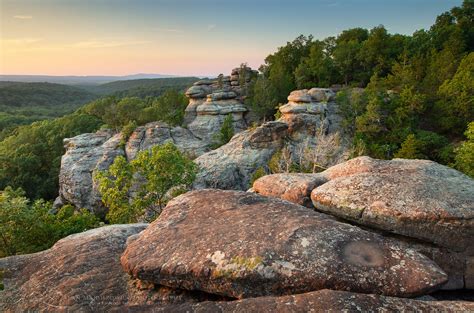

{"left": 250, "top": 167, "right": 267, "bottom": 186}
{"left": 0, "top": 186, "right": 100, "bottom": 257}
{"left": 211, "top": 114, "right": 234, "bottom": 149}
{"left": 95, "top": 142, "right": 198, "bottom": 223}
{"left": 454, "top": 122, "right": 474, "bottom": 177}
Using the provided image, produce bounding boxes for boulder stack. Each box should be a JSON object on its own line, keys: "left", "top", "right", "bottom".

{"left": 121, "top": 189, "right": 447, "bottom": 299}
{"left": 2, "top": 167, "right": 472, "bottom": 310}
{"left": 187, "top": 89, "right": 248, "bottom": 142}
{"left": 279, "top": 88, "right": 335, "bottom": 136}
{"left": 253, "top": 156, "right": 474, "bottom": 290}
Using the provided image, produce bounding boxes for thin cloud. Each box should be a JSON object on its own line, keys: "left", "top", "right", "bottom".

{"left": 2, "top": 38, "right": 42, "bottom": 45}
{"left": 156, "top": 28, "right": 184, "bottom": 33}
{"left": 70, "top": 40, "right": 151, "bottom": 48}
{"left": 13, "top": 15, "right": 33, "bottom": 19}
{"left": 207, "top": 24, "right": 216, "bottom": 31}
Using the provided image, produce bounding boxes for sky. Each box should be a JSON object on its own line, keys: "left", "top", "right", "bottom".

{"left": 0, "top": 0, "right": 463, "bottom": 76}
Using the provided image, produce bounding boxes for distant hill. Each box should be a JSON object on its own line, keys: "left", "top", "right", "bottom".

{"left": 0, "top": 82, "right": 98, "bottom": 114}
{"left": 86, "top": 76, "right": 200, "bottom": 97}
{"left": 0, "top": 73, "right": 179, "bottom": 86}
{"left": 0, "top": 77, "right": 201, "bottom": 137}
{"left": 0, "top": 82, "right": 99, "bottom": 136}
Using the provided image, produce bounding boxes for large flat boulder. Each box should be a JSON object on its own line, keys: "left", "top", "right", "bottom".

{"left": 310, "top": 157, "right": 474, "bottom": 255}
{"left": 0, "top": 225, "right": 213, "bottom": 312}
{"left": 121, "top": 190, "right": 447, "bottom": 299}
{"left": 124, "top": 289, "right": 474, "bottom": 312}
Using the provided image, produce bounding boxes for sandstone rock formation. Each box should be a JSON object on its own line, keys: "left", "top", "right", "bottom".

{"left": 122, "top": 189, "right": 447, "bottom": 299}
{"left": 193, "top": 122, "right": 288, "bottom": 190}
{"left": 187, "top": 89, "right": 248, "bottom": 143}
{"left": 280, "top": 88, "right": 333, "bottom": 136}
{"left": 0, "top": 224, "right": 215, "bottom": 312}
{"left": 311, "top": 157, "right": 474, "bottom": 255}
{"left": 55, "top": 66, "right": 258, "bottom": 213}
{"left": 56, "top": 130, "right": 124, "bottom": 216}
{"left": 252, "top": 173, "right": 326, "bottom": 207}
{"left": 193, "top": 87, "right": 350, "bottom": 190}
{"left": 125, "top": 122, "right": 208, "bottom": 160}
{"left": 124, "top": 289, "right": 474, "bottom": 313}
{"left": 252, "top": 156, "right": 474, "bottom": 290}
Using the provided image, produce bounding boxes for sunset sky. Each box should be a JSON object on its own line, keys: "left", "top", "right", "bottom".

{"left": 0, "top": 0, "right": 462, "bottom": 76}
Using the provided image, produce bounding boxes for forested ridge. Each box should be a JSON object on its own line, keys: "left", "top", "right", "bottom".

{"left": 0, "top": 1, "right": 472, "bottom": 257}
{"left": 245, "top": 1, "right": 473, "bottom": 167}
{"left": 0, "top": 77, "right": 199, "bottom": 139}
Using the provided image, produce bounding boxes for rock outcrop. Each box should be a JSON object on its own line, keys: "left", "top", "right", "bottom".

{"left": 125, "top": 122, "right": 208, "bottom": 160}
{"left": 56, "top": 130, "right": 124, "bottom": 216}
{"left": 3, "top": 186, "right": 472, "bottom": 310}
{"left": 311, "top": 157, "right": 474, "bottom": 255}
{"left": 55, "top": 66, "right": 259, "bottom": 213}
{"left": 125, "top": 289, "right": 474, "bottom": 313}
{"left": 187, "top": 89, "right": 248, "bottom": 143}
{"left": 279, "top": 88, "right": 333, "bottom": 136}
{"left": 0, "top": 224, "right": 216, "bottom": 312}
{"left": 122, "top": 189, "right": 447, "bottom": 299}
{"left": 252, "top": 156, "right": 474, "bottom": 290}
{"left": 193, "top": 122, "right": 288, "bottom": 190}
{"left": 193, "top": 87, "right": 350, "bottom": 190}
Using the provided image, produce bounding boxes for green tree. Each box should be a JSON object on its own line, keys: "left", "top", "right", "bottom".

{"left": 0, "top": 186, "right": 99, "bottom": 257}
{"left": 246, "top": 75, "right": 280, "bottom": 120}
{"left": 144, "top": 89, "right": 188, "bottom": 126}
{"left": 0, "top": 113, "right": 102, "bottom": 200}
{"left": 454, "top": 122, "right": 474, "bottom": 177}
{"left": 95, "top": 142, "right": 197, "bottom": 223}
{"left": 295, "top": 40, "right": 337, "bottom": 88}
{"left": 394, "top": 134, "right": 425, "bottom": 159}
{"left": 211, "top": 114, "right": 234, "bottom": 149}
{"left": 435, "top": 53, "right": 474, "bottom": 135}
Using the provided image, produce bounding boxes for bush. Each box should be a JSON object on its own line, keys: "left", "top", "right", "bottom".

{"left": 211, "top": 114, "right": 234, "bottom": 149}
{"left": 95, "top": 142, "right": 198, "bottom": 223}
{"left": 250, "top": 167, "right": 267, "bottom": 186}
{"left": 454, "top": 122, "right": 474, "bottom": 177}
{"left": 0, "top": 186, "right": 100, "bottom": 257}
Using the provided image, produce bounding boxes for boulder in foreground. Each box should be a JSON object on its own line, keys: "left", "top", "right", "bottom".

{"left": 124, "top": 289, "right": 474, "bottom": 313}
{"left": 311, "top": 157, "right": 474, "bottom": 254}
{"left": 122, "top": 189, "right": 447, "bottom": 299}
{"left": 0, "top": 225, "right": 217, "bottom": 312}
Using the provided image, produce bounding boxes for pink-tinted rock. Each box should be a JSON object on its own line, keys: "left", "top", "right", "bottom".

{"left": 123, "top": 289, "right": 474, "bottom": 313}
{"left": 311, "top": 157, "right": 474, "bottom": 255}
{"left": 122, "top": 190, "right": 447, "bottom": 299}
{"left": 253, "top": 173, "right": 327, "bottom": 207}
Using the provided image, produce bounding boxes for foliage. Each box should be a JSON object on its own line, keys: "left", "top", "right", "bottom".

{"left": 394, "top": 134, "right": 425, "bottom": 159}
{"left": 84, "top": 90, "right": 188, "bottom": 131}
{"left": 85, "top": 77, "right": 198, "bottom": 97}
{"left": 95, "top": 142, "right": 198, "bottom": 223}
{"left": 454, "top": 122, "right": 474, "bottom": 177}
{"left": 142, "top": 89, "right": 188, "bottom": 126}
{"left": 0, "top": 186, "right": 100, "bottom": 257}
{"left": 211, "top": 114, "right": 234, "bottom": 149}
{"left": 244, "top": 2, "right": 472, "bottom": 176}
{"left": 435, "top": 52, "right": 474, "bottom": 135}
{"left": 250, "top": 167, "right": 267, "bottom": 185}
{"left": 0, "top": 82, "right": 98, "bottom": 134}
{"left": 0, "top": 113, "right": 102, "bottom": 200}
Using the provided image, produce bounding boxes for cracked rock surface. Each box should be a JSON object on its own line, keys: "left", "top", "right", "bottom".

{"left": 121, "top": 189, "right": 447, "bottom": 299}
{"left": 123, "top": 289, "right": 474, "bottom": 313}
{"left": 0, "top": 225, "right": 220, "bottom": 312}
{"left": 310, "top": 156, "right": 474, "bottom": 255}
